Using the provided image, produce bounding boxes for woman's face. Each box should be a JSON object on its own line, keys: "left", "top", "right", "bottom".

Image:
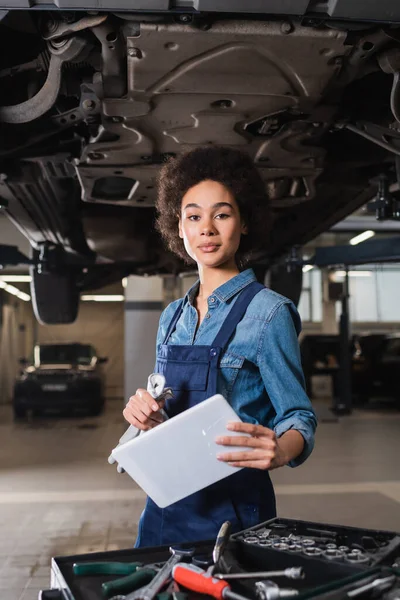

{"left": 179, "top": 180, "right": 247, "bottom": 269}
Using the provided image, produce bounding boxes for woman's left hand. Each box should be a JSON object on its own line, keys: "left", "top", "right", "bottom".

{"left": 215, "top": 421, "right": 288, "bottom": 470}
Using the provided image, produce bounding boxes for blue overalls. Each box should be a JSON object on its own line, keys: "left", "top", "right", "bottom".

{"left": 135, "top": 281, "right": 276, "bottom": 548}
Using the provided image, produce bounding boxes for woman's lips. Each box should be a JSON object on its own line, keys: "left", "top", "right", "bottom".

{"left": 198, "top": 244, "right": 220, "bottom": 252}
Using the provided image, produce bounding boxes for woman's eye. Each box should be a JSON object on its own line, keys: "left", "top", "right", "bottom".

{"left": 215, "top": 213, "right": 230, "bottom": 219}
{"left": 187, "top": 215, "right": 200, "bottom": 221}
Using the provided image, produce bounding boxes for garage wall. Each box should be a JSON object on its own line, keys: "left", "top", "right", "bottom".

{"left": 37, "top": 302, "right": 124, "bottom": 399}
{"left": 0, "top": 296, "right": 35, "bottom": 405}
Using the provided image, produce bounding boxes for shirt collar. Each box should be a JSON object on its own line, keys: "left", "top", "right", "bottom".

{"left": 185, "top": 268, "right": 257, "bottom": 305}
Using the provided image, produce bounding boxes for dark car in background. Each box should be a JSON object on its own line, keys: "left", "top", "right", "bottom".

{"left": 13, "top": 342, "right": 108, "bottom": 419}
{"left": 352, "top": 334, "right": 400, "bottom": 405}
{"left": 300, "top": 333, "right": 400, "bottom": 407}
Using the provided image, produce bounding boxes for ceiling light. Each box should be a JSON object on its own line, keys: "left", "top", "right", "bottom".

{"left": 334, "top": 271, "right": 372, "bottom": 277}
{"left": 81, "top": 294, "right": 125, "bottom": 302}
{"left": 302, "top": 265, "right": 314, "bottom": 273}
{"left": 0, "top": 275, "right": 31, "bottom": 282}
{"left": 0, "top": 280, "right": 31, "bottom": 301}
{"left": 349, "top": 230, "right": 375, "bottom": 245}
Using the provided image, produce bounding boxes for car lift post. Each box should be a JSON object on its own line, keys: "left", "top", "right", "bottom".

{"left": 334, "top": 267, "right": 353, "bottom": 415}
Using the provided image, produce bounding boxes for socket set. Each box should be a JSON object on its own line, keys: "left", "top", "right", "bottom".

{"left": 232, "top": 519, "right": 400, "bottom": 568}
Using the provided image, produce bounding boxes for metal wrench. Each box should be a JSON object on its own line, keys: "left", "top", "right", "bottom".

{"left": 209, "top": 521, "right": 232, "bottom": 575}
{"left": 111, "top": 547, "right": 195, "bottom": 600}
{"left": 108, "top": 373, "right": 173, "bottom": 472}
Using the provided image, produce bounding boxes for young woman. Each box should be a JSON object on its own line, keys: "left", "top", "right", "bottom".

{"left": 123, "top": 146, "right": 317, "bottom": 548}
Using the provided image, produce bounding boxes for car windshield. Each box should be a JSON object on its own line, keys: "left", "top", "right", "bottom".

{"left": 35, "top": 344, "right": 94, "bottom": 365}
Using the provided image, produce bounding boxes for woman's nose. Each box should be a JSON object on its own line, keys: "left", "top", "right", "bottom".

{"left": 201, "top": 219, "right": 216, "bottom": 235}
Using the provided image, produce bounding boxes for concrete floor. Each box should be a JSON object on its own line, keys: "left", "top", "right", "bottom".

{"left": 0, "top": 398, "right": 400, "bottom": 600}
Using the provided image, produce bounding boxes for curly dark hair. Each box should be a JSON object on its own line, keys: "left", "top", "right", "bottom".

{"left": 155, "top": 146, "right": 271, "bottom": 269}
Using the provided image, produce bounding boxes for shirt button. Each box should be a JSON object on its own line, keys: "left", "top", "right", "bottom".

{"left": 210, "top": 348, "right": 217, "bottom": 357}
{"left": 209, "top": 297, "right": 215, "bottom": 303}
{"left": 205, "top": 313, "right": 211, "bottom": 319}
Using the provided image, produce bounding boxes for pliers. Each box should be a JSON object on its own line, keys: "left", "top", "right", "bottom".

{"left": 73, "top": 561, "right": 161, "bottom": 598}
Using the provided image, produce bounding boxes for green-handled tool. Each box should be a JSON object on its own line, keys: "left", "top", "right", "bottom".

{"left": 73, "top": 561, "right": 144, "bottom": 577}
{"left": 103, "top": 567, "right": 158, "bottom": 597}
{"left": 73, "top": 561, "right": 158, "bottom": 598}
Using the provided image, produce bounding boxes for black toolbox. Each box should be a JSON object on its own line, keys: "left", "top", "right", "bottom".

{"left": 41, "top": 519, "right": 400, "bottom": 600}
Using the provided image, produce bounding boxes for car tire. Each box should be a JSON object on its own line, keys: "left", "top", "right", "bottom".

{"left": 13, "top": 405, "right": 26, "bottom": 420}
{"left": 30, "top": 266, "right": 80, "bottom": 325}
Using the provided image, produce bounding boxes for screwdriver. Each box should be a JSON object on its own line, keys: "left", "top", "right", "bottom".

{"left": 172, "top": 563, "right": 251, "bottom": 600}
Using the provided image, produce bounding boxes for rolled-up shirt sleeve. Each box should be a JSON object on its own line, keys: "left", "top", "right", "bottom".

{"left": 257, "top": 301, "right": 317, "bottom": 467}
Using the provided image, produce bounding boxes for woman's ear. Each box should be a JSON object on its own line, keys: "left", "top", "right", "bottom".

{"left": 241, "top": 222, "right": 248, "bottom": 235}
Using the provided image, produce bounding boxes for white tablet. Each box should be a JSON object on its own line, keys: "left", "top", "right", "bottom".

{"left": 111, "top": 394, "right": 248, "bottom": 508}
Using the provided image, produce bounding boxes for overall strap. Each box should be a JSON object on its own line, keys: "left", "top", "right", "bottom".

{"left": 163, "top": 300, "right": 184, "bottom": 344}
{"left": 212, "top": 281, "right": 264, "bottom": 350}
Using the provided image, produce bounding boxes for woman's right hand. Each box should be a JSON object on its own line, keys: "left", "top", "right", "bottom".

{"left": 123, "top": 388, "right": 165, "bottom": 431}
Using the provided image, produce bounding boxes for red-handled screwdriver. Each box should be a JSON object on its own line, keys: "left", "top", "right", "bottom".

{"left": 172, "top": 563, "right": 251, "bottom": 600}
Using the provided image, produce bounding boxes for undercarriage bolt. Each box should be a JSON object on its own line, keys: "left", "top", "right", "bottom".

{"left": 339, "top": 546, "right": 350, "bottom": 553}
{"left": 128, "top": 47, "right": 142, "bottom": 58}
{"left": 326, "top": 543, "right": 337, "bottom": 550}
{"left": 281, "top": 21, "right": 294, "bottom": 34}
{"left": 82, "top": 99, "right": 96, "bottom": 111}
{"left": 255, "top": 580, "right": 299, "bottom": 600}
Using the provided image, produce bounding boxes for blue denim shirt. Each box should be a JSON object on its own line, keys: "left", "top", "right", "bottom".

{"left": 156, "top": 268, "right": 317, "bottom": 467}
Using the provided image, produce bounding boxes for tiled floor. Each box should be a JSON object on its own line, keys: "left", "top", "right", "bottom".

{"left": 0, "top": 397, "right": 400, "bottom": 599}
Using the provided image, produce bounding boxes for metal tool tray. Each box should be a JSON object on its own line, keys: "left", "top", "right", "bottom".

{"left": 231, "top": 518, "right": 400, "bottom": 571}
{"left": 41, "top": 519, "right": 400, "bottom": 600}
{"left": 43, "top": 542, "right": 377, "bottom": 600}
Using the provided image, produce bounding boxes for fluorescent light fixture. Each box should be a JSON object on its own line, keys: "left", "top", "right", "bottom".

{"left": 349, "top": 230, "right": 375, "bottom": 245}
{"left": 302, "top": 265, "right": 314, "bottom": 273}
{"left": 335, "top": 271, "right": 372, "bottom": 277}
{"left": 81, "top": 294, "right": 125, "bottom": 302}
{"left": 0, "top": 275, "right": 31, "bottom": 282}
{"left": 0, "top": 280, "right": 31, "bottom": 301}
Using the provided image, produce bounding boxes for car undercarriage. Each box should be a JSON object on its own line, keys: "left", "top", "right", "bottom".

{"left": 1, "top": 5, "right": 400, "bottom": 322}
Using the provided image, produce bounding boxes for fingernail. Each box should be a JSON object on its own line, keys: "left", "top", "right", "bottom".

{"left": 216, "top": 454, "right": 223, "bottom": 460}
{"left": 226, "top": 422, "right": 235, "bottom": 430}
{"left": 152, "top": 403, "right": 159, "bottom": 411}
{"left": 215, "top": 436, "right": 223, "bottom": 443}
